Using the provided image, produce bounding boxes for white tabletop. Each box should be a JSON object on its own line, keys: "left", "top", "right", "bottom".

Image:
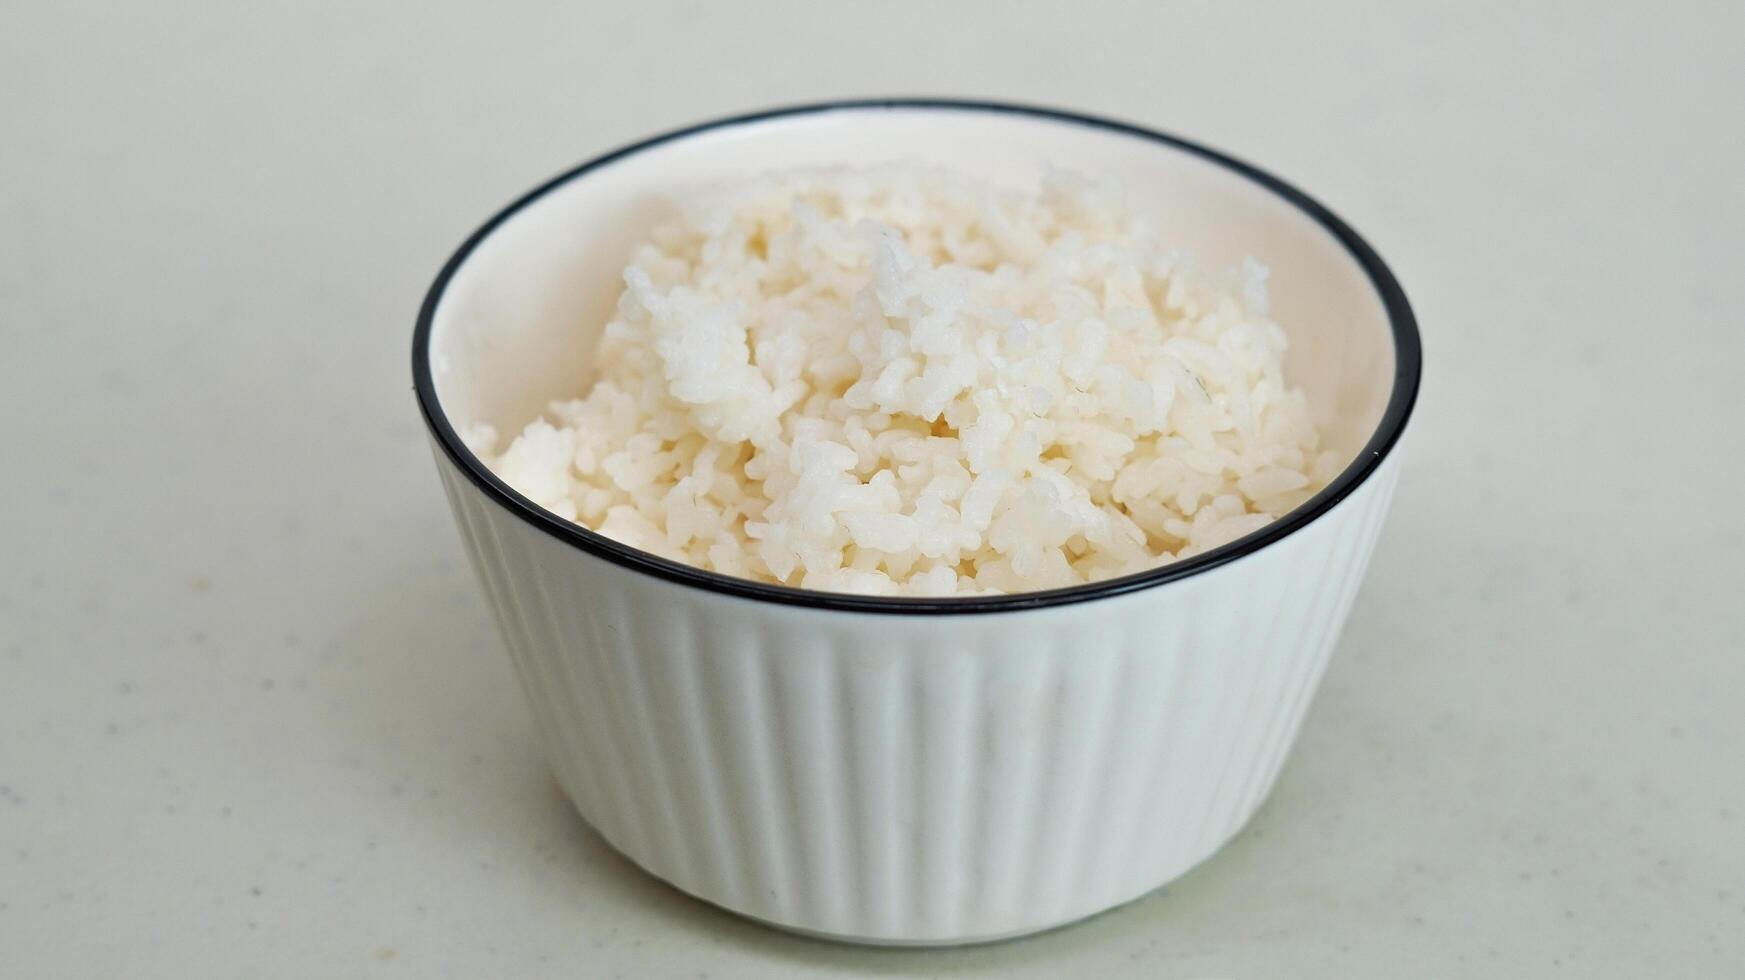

{"left": 4, "top": 2, "right": 1741, "bottom": 976}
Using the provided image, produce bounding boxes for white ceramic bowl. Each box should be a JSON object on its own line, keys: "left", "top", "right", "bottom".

{"left": 412, "top": 100, "right": 1420, "bottom": 946}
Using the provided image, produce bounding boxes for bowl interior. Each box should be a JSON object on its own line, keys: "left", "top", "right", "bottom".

{"left": 427, "top": 105, "right": 1397, "bottom": 511}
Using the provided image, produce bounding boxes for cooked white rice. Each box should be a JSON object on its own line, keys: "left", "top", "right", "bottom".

{"left": 466, "top": 165, "right": 1336, "bottom": 597}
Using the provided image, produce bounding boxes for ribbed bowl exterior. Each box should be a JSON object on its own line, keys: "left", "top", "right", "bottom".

{"left": 434, "top": 447, "right": 1400, "bottom": 944}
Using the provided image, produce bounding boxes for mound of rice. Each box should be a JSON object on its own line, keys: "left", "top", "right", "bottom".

{"left": 466, "top": 165, "right": 1336, "bottom": 597}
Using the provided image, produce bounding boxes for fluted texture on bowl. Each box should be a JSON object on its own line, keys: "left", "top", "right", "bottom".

{"left": 435, "top": 449, "right": 1400, "bottom": 944}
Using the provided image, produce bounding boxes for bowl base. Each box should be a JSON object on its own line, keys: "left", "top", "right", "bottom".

{"left": 559, "top": 781, "right": 1249, "bottom": 948}
{"left": 725, "top": 884, "right": 1170, "bottom": 948}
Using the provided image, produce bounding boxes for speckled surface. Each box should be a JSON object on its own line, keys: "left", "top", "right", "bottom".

{"left": 2, "top": 2, "right": 1742, "bottom": 976}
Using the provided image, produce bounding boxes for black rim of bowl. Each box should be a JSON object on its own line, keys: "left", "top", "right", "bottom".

{"left": 412, "top": 98, "right": 1422, "bottom": 615}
